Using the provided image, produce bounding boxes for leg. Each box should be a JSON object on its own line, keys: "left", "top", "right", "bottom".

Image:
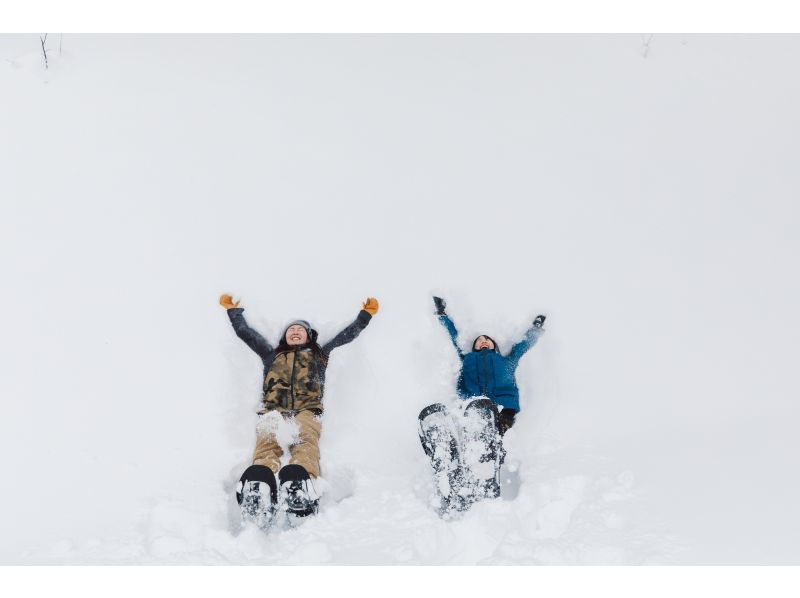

{"left": 288, "top": 410, "right": 322, "bottom": 478}
{"left": 252, "top": 411, "right": 284, "bottom": 475}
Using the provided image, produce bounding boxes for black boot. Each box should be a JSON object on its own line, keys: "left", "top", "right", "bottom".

{"left": 278, "top": 464, "right": 319, "bottom": 517}
{"left": 237, "top": 465, "right": 278, "bottom": 530}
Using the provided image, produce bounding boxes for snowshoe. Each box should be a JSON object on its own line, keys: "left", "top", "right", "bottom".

{"left": 237, "top": 464, "right": 278, "bottom": 531}
{"left": 461, "top": 398, "right": 502, "bottom": 501}
{"left": 418, "top": 403, "right": 468, "bottom": 516}
{"left": 278, "top": 464, "right": 319, "bottom": 519}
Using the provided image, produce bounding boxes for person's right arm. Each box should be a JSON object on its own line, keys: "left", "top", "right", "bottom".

{"left": 220, "top": 294, "right": 274, "bottom": 360}
{"left": 433, "top": 296, "right": 464, "bottom": 360}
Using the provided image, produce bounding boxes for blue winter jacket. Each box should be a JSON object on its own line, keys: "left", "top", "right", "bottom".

{"left": 438, "top": 315, "right": 543, "bottom": 412}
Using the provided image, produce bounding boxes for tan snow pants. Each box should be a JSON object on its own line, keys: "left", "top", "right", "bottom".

{"left": 252, "top": 410, "right": 322, "bottom": 478}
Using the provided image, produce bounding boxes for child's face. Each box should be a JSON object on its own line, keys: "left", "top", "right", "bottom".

{"left": 285, "top": 325, "right": 309, "bottom": 345}
{"left": 474, "top": 335, "right": 495, "bottom": 351}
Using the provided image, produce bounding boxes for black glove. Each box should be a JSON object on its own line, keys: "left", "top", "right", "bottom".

{"left": 533, "top": 314, "right": 546, "bottom": 328}
{"left": 433, "top": 296, "right": 447, "bottom": 316}
{"left": 497, "top": 409, "right": 517, "bottom": 436}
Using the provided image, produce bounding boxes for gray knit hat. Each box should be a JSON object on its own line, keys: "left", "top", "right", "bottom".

{"left": 286, "top": 319, "right": 312, "bottom": 334}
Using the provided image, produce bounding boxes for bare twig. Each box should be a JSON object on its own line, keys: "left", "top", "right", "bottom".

{"left": 40, "top": 33, "right": 48, "bottom": 69}
{"left": 59, "top": 33, "right": 63, "bottom": 56}
{"left": 640, "top": 33, "right": 654, "bottom": 59}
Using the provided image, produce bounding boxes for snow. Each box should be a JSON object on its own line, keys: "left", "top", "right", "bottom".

{"left": 2, "top": 34, "right": 800, "bottom": 564}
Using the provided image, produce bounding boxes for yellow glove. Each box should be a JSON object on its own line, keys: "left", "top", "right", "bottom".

{"left": 219, "top": 294, "right": 241, "bottom": 310}
{"left": 362, "top": 297, "right": 379, "bottom": 316}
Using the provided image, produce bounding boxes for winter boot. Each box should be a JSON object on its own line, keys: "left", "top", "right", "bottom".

{"left": 237, "top": 464, "right": 278, "bottom": 530}
{"left": 278, "top": 464, "right": 319, "bottom": 518}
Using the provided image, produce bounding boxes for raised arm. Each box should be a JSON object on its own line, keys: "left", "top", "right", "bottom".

{"left": 322, "top": 297, "right": 378, "bottom": 354}
{"left": 433, "top": 296, "right": 464, "bottom": 360}
{"left": 220, "top": 294, "right": 275, "bottom": 360}
{"left": 506, "top": 314, "right": 546, "bottom": 368}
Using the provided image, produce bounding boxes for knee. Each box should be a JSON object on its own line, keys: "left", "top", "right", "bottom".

{"left": 296, "top": 413, "right": 322, "bottom": 443}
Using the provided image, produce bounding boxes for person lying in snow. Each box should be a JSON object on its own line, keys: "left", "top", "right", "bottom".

{"left": 220, "top": 294, "right": 378, "bottom": 520}
{"left": 418, "top": 296, "right": 545, "bottom": 513}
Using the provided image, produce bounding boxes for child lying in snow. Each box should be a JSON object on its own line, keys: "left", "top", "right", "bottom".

{"left": 220, "top": 294, "right": 378, "bottom": 519}
{"left": 418, "top": 296, "right": 545, "bottom": 514}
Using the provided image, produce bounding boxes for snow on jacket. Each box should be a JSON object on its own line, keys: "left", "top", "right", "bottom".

{"left": 437, "top": 314, "right": 543, "bottom": 412}
{"left": 227, "top": 307, "right": 372, "bottom": 414}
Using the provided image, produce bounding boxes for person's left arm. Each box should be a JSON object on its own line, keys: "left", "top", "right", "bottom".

{"left": 506, "top": 314, "right": 546, "bottom": 368}
{"left": 321, "top": 297, "right": 379, "bottom": 354}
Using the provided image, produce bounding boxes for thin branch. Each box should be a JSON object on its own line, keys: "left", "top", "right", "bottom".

{"left": 640, "top": 33, "right": 654, "bottom": 59}
{"left": 59, "top": 33, "right": 63, "bottom": 57}
{"left": 40, "top": 33, "right": 48, "bottom": 69}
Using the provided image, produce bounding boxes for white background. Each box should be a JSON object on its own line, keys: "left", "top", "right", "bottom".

{"left": 2, "top": 32, "right": 800, "bottom": 568}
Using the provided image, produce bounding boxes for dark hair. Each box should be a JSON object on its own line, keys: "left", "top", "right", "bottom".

{"left": 472, "top": 335, "right": 499, "bottom": 353}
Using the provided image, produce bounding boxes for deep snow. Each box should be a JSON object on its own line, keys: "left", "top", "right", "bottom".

{"left": 2, "top": 34, "right": 800, "bottom": 564}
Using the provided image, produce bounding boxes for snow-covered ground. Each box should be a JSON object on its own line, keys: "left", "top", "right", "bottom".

{"left": 2, "top": 34, "right": 799, "bottom": 564}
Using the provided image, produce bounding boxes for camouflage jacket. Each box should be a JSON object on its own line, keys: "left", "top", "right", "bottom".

{"left": 226, "top": 308, "right": 372, "bottom": 414}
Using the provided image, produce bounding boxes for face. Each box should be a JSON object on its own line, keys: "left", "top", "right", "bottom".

{"left": 285, "top": 325, "right": 309, "bottom": 346}
{"left": 474, "top": 335, "right": 495, "bottom": 351}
